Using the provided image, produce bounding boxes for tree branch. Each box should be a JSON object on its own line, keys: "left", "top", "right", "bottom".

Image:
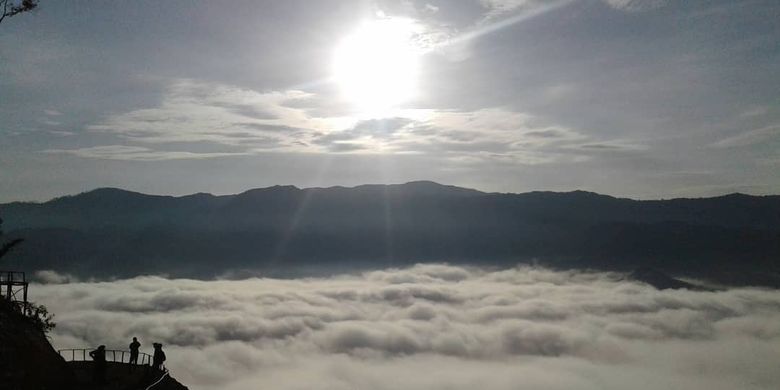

{"left": 0, "top": 238, "right": 24, "bottom": 260}
{"left": 0, "top": 0, "right": 38, "bottom": 25}
{"left": 0, "top": 0, "right": 9, "bottom": 25}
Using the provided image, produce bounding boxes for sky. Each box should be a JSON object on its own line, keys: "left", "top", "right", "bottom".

{"left": 34, "top": 264, "right": 780, "bottom": 390}
{"left": 1, "top": 0, "right": 779, "bottom": 202}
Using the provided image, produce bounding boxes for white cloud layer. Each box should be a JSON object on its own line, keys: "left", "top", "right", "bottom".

{"left": 32, "top": 264, "right": 780, "bottom": 390}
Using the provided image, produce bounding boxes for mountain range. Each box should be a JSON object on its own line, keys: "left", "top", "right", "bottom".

{"left": 1, "top": 181, "right": 778, "bottom": 286}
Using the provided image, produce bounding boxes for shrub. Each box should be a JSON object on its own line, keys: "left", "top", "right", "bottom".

{"left": 24, "top": 302, "right": 56, "bottom": 335}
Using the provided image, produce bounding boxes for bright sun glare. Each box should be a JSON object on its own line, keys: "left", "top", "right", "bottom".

{"left": 333, "top": 17, "right": 421, "bottom": 116}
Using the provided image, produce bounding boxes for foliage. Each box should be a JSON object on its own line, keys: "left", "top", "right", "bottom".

{"left": 0, "top": 217, "right": 24, "bottom": 261}
{"left": 24, "top": 301, "right": 56, "bottom": 335}
{"left": 0, "top": 0, "right": 38, "bottom": 24}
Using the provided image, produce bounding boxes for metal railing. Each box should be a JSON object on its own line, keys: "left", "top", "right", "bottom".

{"left": 58, "top": 348, "right": 153, "bottom": 366}
{"left": 0, "top": 271, "right": 26, "bottom": 284}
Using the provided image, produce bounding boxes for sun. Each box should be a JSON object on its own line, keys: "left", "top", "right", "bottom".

{"left": 333, "top": 17, "right": 422, "bottom": 116}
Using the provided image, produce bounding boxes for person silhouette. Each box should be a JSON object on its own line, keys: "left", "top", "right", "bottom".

{"left": 152, "top": 343, "right": 166, "bottom": 372}
{"left": 129, "top": 337, "right": 141, "bottom": 368}
{"left": 89, "top": 345, "right": 107, "bottom": 384}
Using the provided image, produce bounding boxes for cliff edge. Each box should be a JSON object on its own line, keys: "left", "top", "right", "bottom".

{"left": 0, "top": 299, "right": 188, "bottom": 390}
{"left": 0, "top": 299, "right": 75, "bottom": 389}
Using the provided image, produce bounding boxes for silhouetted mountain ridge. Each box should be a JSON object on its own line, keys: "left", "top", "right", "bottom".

{"left": 1, "top": 182, "right": 778, "bottom": 286}
{"left": 629, "top": 267, "right": 704, "bottom": 290}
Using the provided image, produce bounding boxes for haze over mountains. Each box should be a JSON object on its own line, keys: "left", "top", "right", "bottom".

{"left": 1, "top": 181, "right": 778, "bottom": 286}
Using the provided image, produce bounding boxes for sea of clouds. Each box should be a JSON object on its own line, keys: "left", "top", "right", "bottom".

{"left": 32, "top": 264, "right": 780, "bottom": 390}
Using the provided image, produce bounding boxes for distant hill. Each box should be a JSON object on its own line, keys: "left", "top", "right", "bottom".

{"left": 1, "top": 181, "right": 779, "bottom": 286}
{"left": 628, "top": 267, "right": 705, "bottom": 290}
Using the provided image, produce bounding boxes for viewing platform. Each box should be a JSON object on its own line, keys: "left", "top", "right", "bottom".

{"left": 57, "top": 348, "right": 183, "bottom": 390}
{"left": 0, "top": 271, "right": 28, "bottom": 313}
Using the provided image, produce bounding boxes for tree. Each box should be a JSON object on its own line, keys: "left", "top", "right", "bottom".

{"left": 0, "top": 217, "right": 23, "bottom": 261}
{"left": 0, "top": 0, "right": 38, "bottom": 24}
{"left": 25, "top": 301, "right": 56, "bottom": 334}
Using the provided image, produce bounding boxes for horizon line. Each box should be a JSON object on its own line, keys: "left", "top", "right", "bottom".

{"left": 2, "top": 180, "right": 775, "bottom": 205}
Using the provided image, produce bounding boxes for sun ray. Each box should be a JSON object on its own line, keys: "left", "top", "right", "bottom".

{"left": 269, "top": 154, "right": 335, "bottom": 265}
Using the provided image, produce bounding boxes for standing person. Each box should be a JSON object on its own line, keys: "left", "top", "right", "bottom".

{"left": 129, "top": 337, "right": 141, "bottom": 368}
{"left": 152, "top": 343, "right": 166, "bottom": 372}
{"left": 89, "top": 345, "right": 107, "bottom": 384}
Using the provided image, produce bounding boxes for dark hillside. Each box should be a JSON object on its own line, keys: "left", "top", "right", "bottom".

{"left": 0, "top": 300, "right": 75, "bottom": 389}
{"left": 0, "top": 300, "right": 189, "bottom": 389}
{"left": 1, "top": 182, "right": 779, "bottom": 285}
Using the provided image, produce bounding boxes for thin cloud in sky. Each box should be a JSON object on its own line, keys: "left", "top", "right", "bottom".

{"left": 603, "top": 0, "right": 668, "bottom": 12}
{"left": 709, "top": 124, "right": 780, "bottom": 149}
{"left": 85, "top": 80, "right": 340, "bottom": 149}
{"left": 52, "top": 78, "right": 632, "bottom": 164}
{"left": 42, "top": 145, "right": 244, "bottom": 161}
